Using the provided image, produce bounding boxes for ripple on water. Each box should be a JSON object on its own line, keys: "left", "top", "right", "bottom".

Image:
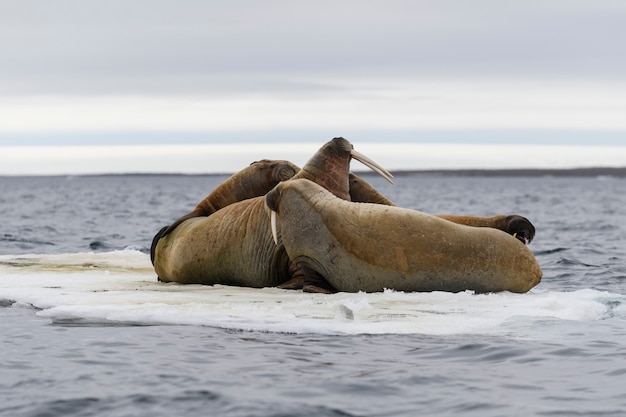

{"left": 2, "top": 390, "right": 363, "bottom": 417}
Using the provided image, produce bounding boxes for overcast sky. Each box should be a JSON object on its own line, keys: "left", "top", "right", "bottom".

{"left": 1, "top": 1, "right": 625, "bottom": 173}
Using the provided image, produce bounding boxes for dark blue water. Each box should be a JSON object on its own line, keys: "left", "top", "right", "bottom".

{"left": 1, "top": 174, "right": 625, "bottom": 416}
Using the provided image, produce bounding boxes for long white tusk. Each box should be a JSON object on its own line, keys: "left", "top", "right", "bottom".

{"left": 350, "top": 149, "right": 394, "bottom": 184}
{"left": 270, "top": 210, "right": 278, "bottom": 245}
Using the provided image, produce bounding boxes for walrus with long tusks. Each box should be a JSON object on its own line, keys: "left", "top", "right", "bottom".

{"left": 266, "top": 178, "right": 542, "bottom": 294}
{"left": 152, "top": 137, "right": 394, "bottom": 286}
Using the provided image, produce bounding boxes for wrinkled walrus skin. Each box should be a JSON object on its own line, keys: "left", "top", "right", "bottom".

{"left": 150, "top": 159, "right": 300, "bottom": 264}
{"left": 266, "top": 179, "right": 543, "bottom": 294}
{"left": 153, "top": 137, "right": 393, "bottom": 286}
{"left": 154, "top": 197, "right": 290, "bottom": 287}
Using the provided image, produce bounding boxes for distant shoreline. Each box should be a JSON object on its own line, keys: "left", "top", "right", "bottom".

{"left": 382, "top": 167, "right": 626, "bottom": 177}
{"left": 2, "top": 167, "right": 625, "bottom": 178}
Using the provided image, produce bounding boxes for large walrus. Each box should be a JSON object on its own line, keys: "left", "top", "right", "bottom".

{"left": 152, "top": 137, "right": 394, "bottom": 287}
{"left": 150, "top": 159, "right": 301, "bottom": 264}
{"left": 265, "top": 178, "right": 542, "bottom": 293}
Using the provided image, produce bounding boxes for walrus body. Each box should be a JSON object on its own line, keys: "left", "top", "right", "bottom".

{"left": 266, "top": 179, "right": 542, "bottom": 293}
{"left": 154, "top": 198, "right": 289, "bottom": 287}
{"left": 153, "top": 137, "right": 394, "bottom": 285}
{"left": 150, "top": 159, "right": 300, "bottom": 264}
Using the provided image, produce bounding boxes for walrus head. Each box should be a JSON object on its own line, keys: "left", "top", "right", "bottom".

{"left": 507, "top": 215, "right": 536, "bottom": 245}
{"left": 293, "top": 137, "right": 393, "bottom": 201}
{"left": 269, "top": 137, "right": 393, "bottom": 244}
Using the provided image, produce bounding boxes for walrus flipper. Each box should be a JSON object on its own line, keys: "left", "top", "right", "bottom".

{"left": 300, "top": 264, "right": 337, "bottom": 294}
{"left": 150, "top": 226, "right": 170, "bottom": 265}
{"left": 150, "top": 212, "right": 205, "bottom": 265}
{"left": 277, "top": 261, "right": 306, "bottom": 290}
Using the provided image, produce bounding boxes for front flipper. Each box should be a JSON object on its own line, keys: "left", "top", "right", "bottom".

{"left": 277, "top": 262, "right": 305, "bottom": 290}
{"left": 300, "top": 264, "right": 337, "bottom": 294}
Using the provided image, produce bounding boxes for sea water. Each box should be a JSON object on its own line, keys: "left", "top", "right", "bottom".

{"left": 0, "top": 174, "right": 625, "bottom": 417}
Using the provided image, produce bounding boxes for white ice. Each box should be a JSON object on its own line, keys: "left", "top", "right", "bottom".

{"left": 0, "top": 251, "right": 622, "bottom": 336}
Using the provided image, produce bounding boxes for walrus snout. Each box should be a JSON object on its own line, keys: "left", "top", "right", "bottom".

{"left": 327, "top": 137, "right": 395, "bottom": 184}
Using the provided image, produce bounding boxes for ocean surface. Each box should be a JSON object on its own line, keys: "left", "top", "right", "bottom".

{"left": 1, "top": 173, "right": 625, "bottom": 417}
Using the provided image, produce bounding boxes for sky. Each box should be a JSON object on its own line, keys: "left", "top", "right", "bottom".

{"left": 1, "top": 0, "right": 625, "bottom": 174}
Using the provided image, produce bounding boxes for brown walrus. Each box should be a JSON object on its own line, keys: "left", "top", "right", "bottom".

{"left": 266, "top": 178, "right": 542, "bottom": 293}
{"left": 150, "top": 159, "right": 300, "bottom": 264}
{"left": 348, "top": 175, "right": 535, "bottom": 244}
{"left": 151, "top": 159, "right": 534, "bottom": 267}
{"left": 152, "top": 137, "right": 394, "bottom": 286}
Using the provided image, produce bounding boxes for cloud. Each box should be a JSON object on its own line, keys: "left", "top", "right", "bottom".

{"left": 1, "top": 77, "right": 625, "bottom": 135}
{"left": 2, "top": 1, "right": 626, "bottom": 97}
{"left": 1, "top": 0, "right": 625, "bottom": 155}
{"left": 2, "top": 143, "right": 625, "bottom": 175}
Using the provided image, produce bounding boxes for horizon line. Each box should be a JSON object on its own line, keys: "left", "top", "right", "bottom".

{"left": 2, "top": 166, "right": 625, "bottom": 178}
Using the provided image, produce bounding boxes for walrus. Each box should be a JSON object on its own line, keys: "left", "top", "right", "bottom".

{"left": 152, "top": 137, "right": 394, "bottom": 286}
{"left": 348, "top": 175, "right": 535, "bottom": 244}
{"left": 265, "top": 178, "right": 543, "bottom": 293}
{"left": 152, "top": 160, "right": 534, "bottom": 266}
{"left": 150, "top": 159, "right": 300, "bottom": 263}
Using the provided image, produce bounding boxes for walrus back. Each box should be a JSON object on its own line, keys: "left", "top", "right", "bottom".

{"left": 276, "top": 179, "right": 542, "bottom": 293}
{"left": 154, "top": 198, "right": 290, "bottom": 287}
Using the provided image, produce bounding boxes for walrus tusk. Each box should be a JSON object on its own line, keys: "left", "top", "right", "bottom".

{"left": 350, "top": 149, "right": 394, "bottom": 184}
{"left": 513, "top": 232, "right": 528, "bottom": 245}
{"left": 271, "top": 210, "right": 278, "bottom": 245}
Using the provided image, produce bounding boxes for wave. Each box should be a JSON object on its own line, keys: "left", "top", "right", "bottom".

{"left": 0, "top": 233, "right": 56, "bottom": 248}
{"left": 0, "top": 251, "right": 623, "bottom": 336}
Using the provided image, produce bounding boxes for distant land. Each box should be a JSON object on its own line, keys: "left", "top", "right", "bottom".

{"left": 5, "top": 167, "right": 625, "bottom": 178}
{"left": 138, "top": 166, "right": 626, "bottom": 177}
{"left": 381, "top": 167, "right": 626, "bottom": 177}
